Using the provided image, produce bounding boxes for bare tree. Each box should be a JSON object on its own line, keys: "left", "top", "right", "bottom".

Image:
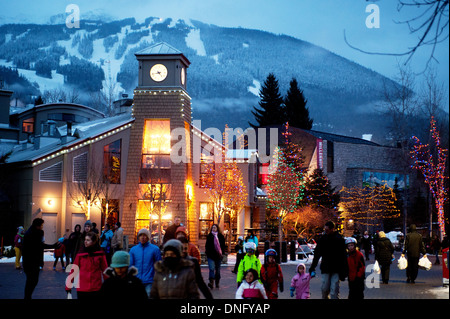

{"left": 345, "top": 0, "right": 449, "bottom": 68}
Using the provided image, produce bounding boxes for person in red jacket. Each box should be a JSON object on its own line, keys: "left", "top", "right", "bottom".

{"left": 346, "top": 237, "right": 365, "bottom": 299}
{"left": 260, "top": 249, "right": 284, "bottom": 299}
{"left": 66, "top": 232, "right": 108, "bottom": 299}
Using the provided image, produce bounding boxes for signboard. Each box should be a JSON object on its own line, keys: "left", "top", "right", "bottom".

{"left": 317, "top": 139, "right": 323, "bottom": 169}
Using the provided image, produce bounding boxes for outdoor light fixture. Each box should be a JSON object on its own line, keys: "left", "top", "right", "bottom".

{"left": 48, "top": 199, "right": 54, "bottom": 206}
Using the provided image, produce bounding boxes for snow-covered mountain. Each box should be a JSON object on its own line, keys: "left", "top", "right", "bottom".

{"left": 0, "top": 17, "right": 404, "bottom": 141}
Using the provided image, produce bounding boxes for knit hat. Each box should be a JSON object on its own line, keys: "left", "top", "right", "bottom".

{"left": 163, "top": 239, "right": 183, "bottom": 257}
{"left": 137, "top": 228, "right": 151, "bottom": 239}
{"left": 84, "top": 220, "right": 93, "bottom": 227}
{"left": 175, "top": 226, "right": 188, "bottom": 237}
{"left": 110, "top": 251, "right": 130, "bottom": 268}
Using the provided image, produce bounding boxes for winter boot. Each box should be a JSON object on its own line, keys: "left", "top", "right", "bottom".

{"left": 208, "top": 279, "right": 214, "bottom": 289}
{"left": 215, "top": 279, "right": 220, "bottom": 289}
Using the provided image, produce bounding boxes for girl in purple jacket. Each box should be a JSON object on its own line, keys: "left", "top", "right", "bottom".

{"left": 290, "top": 263, "right": 311, "bottom": 299}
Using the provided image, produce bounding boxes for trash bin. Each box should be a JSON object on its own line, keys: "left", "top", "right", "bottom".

{"left": 443, "top": 247, "right": 449, "bottom": 286}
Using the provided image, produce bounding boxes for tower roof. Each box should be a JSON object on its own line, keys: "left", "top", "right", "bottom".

{"left": 135, "top": 42, "right": 190, "bottom": 66}
{"left": 135, "top": 42, "right": 182, "bottom": 55}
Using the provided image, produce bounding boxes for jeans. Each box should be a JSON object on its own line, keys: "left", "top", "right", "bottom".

{"left": 321, "top": 273, "right": 340, "bottom": 299}
{"left": 144, "top": 283, "right": 152, "bottom": 298}
{"left": 207, "top": 257, "right": 221, "bottom": 281}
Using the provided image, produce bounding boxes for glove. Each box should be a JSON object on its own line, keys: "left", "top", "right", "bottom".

{"left": 310, "top": 271, "right": 316, "bottom": 278}
{"left": 290, "top": 287, "right": 295, "bottom": 298}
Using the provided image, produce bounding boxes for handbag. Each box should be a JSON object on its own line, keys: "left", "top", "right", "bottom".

{"left": 373, "top": 260, "right": 381, "bottom": 274}
{"left": 418, "top": 256, "right": 432, "bottom": 271}
{"left": 397, "top": 256, "right": 408, "bottom": 270}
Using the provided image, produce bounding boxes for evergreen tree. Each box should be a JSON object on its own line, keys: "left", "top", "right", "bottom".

{"left": 249, "top": 73, "right": 285, "bottom": 129}
{"left": 303, "top": 168, "right": 339, "bottom": 209}
{"left": 284, "top": 78, "right": 313, "bottom": 130}
{"left": 34, "top": 96, "right": 44, "bottom": 106}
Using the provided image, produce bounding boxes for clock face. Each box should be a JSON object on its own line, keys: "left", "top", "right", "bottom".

{"left": 150, "top": 64, "right": 168, "bottom": 82}
{"left": 181, "top": 67, "right": 186, "bottom": 85}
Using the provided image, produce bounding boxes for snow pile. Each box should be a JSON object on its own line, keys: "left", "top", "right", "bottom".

{"left": 426, "top": 286, "right": 449, "bottom": 299}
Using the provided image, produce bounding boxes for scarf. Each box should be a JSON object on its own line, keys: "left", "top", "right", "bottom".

{"left": 212, "top": 231, "right": 222, "bottom": 256}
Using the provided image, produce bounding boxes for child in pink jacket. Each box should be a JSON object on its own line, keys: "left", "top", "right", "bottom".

{"left": 290, "top": 263, "right": 311, "bottom": 299}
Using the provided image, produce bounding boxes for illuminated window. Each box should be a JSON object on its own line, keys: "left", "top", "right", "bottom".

{"left": 199, "top": 153, "right": 214, "bottom": 188}
{"left": 141, "top": 120, "right": 171, "bottom": 183}
{"left": 103, "top": 139, "right": 121, "bottom": 184}
{"left": 199, "top": 202, "right": 214, "bottom": 239}
{"left": 142, "top": 120, "right": 170, "bottom": 154}
{"left": 22, "top": 117, "right": 35, "bottom": 133}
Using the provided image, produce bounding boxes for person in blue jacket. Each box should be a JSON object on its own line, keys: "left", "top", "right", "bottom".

{"left": 129, "top": 228, "right": 162, "bottom": 297}
{"left": 100, "top": 224, "right": 114, "bottom": 265}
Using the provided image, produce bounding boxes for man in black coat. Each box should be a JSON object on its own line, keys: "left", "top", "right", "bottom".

{"left": 22, "top": 218, "right": 60, "bottom": 299}
{"left": 309, "top": 221, "right": 348, "bottom": 299}
{"left": 402, "top": 224, "right": 426, "bottom": 284}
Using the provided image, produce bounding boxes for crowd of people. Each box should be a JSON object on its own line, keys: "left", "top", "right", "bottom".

{"left": 11, "top": 216, "right": 448, "bottom": 300}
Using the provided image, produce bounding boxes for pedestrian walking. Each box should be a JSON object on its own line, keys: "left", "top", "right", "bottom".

{"left": 53, "top": 237, "right": 66, "bottom": 270}
{"left": 235, "top": 268, "right": 268, "bottom": 299}
{"left": 14, "top": 226, "right": 25, "bottom": 270}
{"left": 309, "top": 221, "right": 348, "bottom": 299}
{"left": 205, "top": 223, "right": 226, "bottom": 289}
{"left": 163, "top": 216, "right": 182, "bottom": 244}
{"left": 100, "top": 251, "right": 148, "bottom": 300}
{"left": 22, "top": 218, "right": 61, "bottom": 299}
{"left": 430, "top": 234, "right": 441, "bottom": 265}
{"left": 361, "top": 231, "right": 372, "bottom": 261}
{"left": 129, "top": 228, "right": 162, "bottom": 297}
{"left": 91, "top": 222, "right": 99, "bottom": 235}
{"left": 100, "top": 223, "right": 113, "bottom": 265}
{"left": 260, "top": 249, "right": 284, "bottom": 299}
{"left": 65, "top": 232, "right": 108, "bottom": 299}
{"left": 66, "top": 224, "right": 81, "bottom": 264}
{"left": 346, "top": 237, "right": 365, "bottom": 299}
{"left": 111, "top": 221, "right": 124, "bottom": 254}
{"left": 72, "top": 221, "right": 93, "bottom": 260}
{"left": 374, "top": 231, "right": 394, "bottom": 284}
{"left": 176, "top": 226, "right": 201, "bottom": 263}
{"left": 402, "top": 224, "right": 426, "bottom": 284}
{"left": 150, "top": 239, "right": 199, "bottom": 299}
{"left": 179, "top": 237, "right": 213, "bottom": 299}
{"left": 236, "top": 242, "right": 262, "bottom": 288}
{"left": 290, "top": 263, "right": 311, "bottom": 299}
{"left": 232, "top": 236, "right": 245, "bottom": 274}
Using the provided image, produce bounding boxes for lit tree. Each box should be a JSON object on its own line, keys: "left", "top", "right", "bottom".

{"left": 411, "top": 116, "right": 448, "bottom": 240}
{"left": 339, "top": 185, "right": 400, "bottom": 230}
{"left": 205, "top": 126, "right": 248, "bottom": 228}
{"left": 266, "top": 147, "right": 302, "bottom": 241}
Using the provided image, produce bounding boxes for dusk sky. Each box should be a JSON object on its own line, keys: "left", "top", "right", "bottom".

{"left": 1, "top": 0, "right": 448, "bottom": 110}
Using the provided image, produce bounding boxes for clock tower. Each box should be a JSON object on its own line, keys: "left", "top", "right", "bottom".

{"left": 122, "top": 42, "right": 197, "bottom": 245}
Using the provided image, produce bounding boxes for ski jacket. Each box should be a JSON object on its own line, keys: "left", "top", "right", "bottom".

{"left": 236, "top": 280, "right": 268, "bottom": 299}
{"left": 66, "top": 248, "right": 108, "bottom": 292}
{"left": 347, "top": 249, "right": 365, "bottom": 282}
{"left": 375, "top": 237, "right": 394, "bottom": 265}
{"left": 260, "top": 262, "right": 283, "bottom": 299}
{"left": 290, "top": 265, "right": 311, "bottom": 299}
{"left": 129, "top": 241, "right": 161, "bottom": 284}
{"left": 236, "top": 254, "right": 262, "bottom": 283}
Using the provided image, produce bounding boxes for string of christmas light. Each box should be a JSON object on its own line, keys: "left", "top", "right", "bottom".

{"left": 203, "top": 124, "right": 248, "bottom": 224}
{"left": 410, "top": 116, "right": 448, "bottom": 239}
{"left": 339, "top": 184, "right": 400, "bottom": 227}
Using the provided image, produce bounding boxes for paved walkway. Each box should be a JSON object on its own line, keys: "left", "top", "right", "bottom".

{"left": 0, "top": 251, "right": 447, "bottom": 299}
